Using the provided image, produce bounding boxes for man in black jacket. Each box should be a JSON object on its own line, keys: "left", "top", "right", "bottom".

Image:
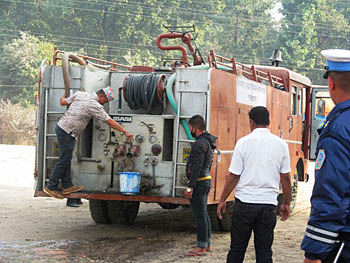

{"left": 184, "top": 115, "right": 217, "bottom": 257}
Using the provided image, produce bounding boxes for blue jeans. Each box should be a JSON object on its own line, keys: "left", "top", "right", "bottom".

{"left": 227, "top": 199, "right": 277, "bottom": 263}
{"left": 190, "top": 180, "right": 211, "bottom": 248}
{"left": 47, "top": 125, "right": 75, "bottom": 190}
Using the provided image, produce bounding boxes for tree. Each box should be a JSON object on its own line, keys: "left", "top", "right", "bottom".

{"left": 0, "top": 33, "right": 54, "bottom": 105}
{"left": 214, "top": 0, "right": 278, "bottom": 65}
{"left": 278, "top": 0, "right": 350, "bottom": 84}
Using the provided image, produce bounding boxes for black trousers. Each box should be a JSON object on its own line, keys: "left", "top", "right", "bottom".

{"left": 227, "top": 199, "right": 277, "bottom": 263}
{"left": 47, "top": 125, "right": 75, "bottom": 190}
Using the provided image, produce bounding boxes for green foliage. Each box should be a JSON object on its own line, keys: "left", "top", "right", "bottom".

{"left": 2, "top": 0, "right": 350, "bottom": 105}
{"left": 216, "top": 0, "right": 278, "bottom": 65}
{"left": 0, "top": 33, "right": 54, "bottom": 105}
{"left": 278, "top": 0, "right": 350, "bottom": 84}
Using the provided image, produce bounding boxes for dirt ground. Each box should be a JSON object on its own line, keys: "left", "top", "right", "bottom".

{"left": 0, "top": 145, "right": 314, "bottom": 262}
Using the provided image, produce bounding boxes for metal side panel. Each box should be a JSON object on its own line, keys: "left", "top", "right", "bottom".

{"left": 175, "top": 68, "right": 209, "bottom": 120}
{"left": 83, "top": 65, "right": 110, "bottom": 93}
{"left": 110, "top": 72, "right": 133, "bottom": 114}
{"left": 73, "top": 115, "right": 176, "bottom": 196}
{"left": 51, "top": 66, "right": 83, "bottom": 91}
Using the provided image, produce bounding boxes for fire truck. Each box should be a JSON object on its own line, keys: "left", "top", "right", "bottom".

{"left": 34, "top": 27, "right": 318, "bottom": 231}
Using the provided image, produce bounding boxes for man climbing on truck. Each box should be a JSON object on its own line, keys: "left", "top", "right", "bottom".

{"left": 44, "top": 87, "right": 134, "bottom": 199}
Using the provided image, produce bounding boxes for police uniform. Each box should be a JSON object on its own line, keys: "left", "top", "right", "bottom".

{"left": 301, "top": 49, "right": 350, "bottom": 262}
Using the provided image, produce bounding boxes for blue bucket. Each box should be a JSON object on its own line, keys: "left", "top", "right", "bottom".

{"left": 119, "top": 172, "right": 141, "bottom": 195}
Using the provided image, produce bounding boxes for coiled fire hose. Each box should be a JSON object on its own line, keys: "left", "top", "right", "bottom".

{"left": 123, "top": 73, "right": 165, "bottom": 114}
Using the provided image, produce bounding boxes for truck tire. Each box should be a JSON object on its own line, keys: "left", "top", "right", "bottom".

{"left": 158, "top": 203, "right": 180, "bottom": 210}
{"left": 89, "top": 199, "right": 111, "bottom": 224}
{"left": 290, "top": 170, "right": 299, "bottom": 211}
{"left": 107, "top": 200, "right": 123, "bottom": 224}
{"left": 122, "top": 201, "right": 140, "bottom": 225}
{"left": 208, "top": 204, "right": 221, "bottom": 231}
{"left": 277, "top": 170, "right": 299, "bottom": 214}
{"left": 208, "top": 201, "right": 234, "bottom": 232}
{"left": 218, "top": 201, "right": 234, "bottom": 232}
{"left": 107, "top": 200, "right": 140, "bottom": 225}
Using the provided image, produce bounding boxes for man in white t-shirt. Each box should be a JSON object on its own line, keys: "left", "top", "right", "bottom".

{"left": 217, "top": 106, "right": 292, "bottom": 263}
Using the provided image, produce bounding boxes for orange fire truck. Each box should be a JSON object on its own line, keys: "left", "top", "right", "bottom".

{"left": 34, "top": 28, "right": 316, "bottom": 231}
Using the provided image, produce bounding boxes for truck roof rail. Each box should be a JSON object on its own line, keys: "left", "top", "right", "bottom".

{"left": 208, "top": 49, "right": 288, "bottom": 90}
{"left": 52, "top": 47, "right": 131, "bottom": 71}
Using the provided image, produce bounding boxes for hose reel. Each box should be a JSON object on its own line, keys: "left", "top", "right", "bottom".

{"left": 123, "top": 73, "right": 166, "bottom": 114}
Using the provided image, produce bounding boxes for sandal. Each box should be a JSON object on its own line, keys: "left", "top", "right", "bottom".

{"left": 186, "top": 250, "right": 206, "bottom": 257}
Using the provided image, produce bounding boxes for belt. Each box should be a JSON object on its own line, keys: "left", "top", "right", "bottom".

{"left": 197, "top": 176, "right": 212, "bottom": 182}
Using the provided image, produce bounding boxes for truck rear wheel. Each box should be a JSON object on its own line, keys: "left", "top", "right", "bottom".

{"left": 107, "top": 200, "right": 140, "bottom": 225}
{"left": 208, "top": 204, "right": 221, "bottom": 231}
{"left": 290, "top": 170, "right": 299, "bottom": 210}
{"left": 158, "top": 203, "right": 180, "bottom": 210}
{"left": 106, "top": 200, "right": 123, "bottom": 224}
{"left": 277, "top": 170, "right": 299, "bottom": 214}
{"left": 123, "top": 201, "right": 140, "bottom": 225}
{"left": 208, "top": 201, "right": 234, "bottom": 232}
{"left": 89, "top": 199, "right": 111, "bottom": 224}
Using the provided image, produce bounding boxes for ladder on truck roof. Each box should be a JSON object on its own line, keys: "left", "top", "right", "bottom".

{"left": 172, "top": 82, "right": 209, "bottom": 197}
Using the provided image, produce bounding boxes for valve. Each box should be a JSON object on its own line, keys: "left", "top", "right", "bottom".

{"left": 135, "top": 134, "right": 144, "bottom": 143}
{"left": 97, "top": 163, "right": 105, "bottom": 171}
{"left": 144, "top": 156, "right": 150, "bottom": 167}
{"left": 151, "top": 156, "right": 158, "bottom": 165}
{"left": 128, "top": 145, "right": 140, "bottom": 157}
{"left": 151, "top": 144, "right": 162, "bottom": 156}
{"left": 113, "top": 145, "right": 126, "bottom": 158}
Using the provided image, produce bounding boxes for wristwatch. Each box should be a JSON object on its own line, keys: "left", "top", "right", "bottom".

{"left": 186, "top": 187, "right": 192, "bottom": 193}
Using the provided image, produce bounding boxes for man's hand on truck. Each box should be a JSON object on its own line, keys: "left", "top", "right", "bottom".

{"left": 125, "top": 132, "right": 134, "bottom": 142}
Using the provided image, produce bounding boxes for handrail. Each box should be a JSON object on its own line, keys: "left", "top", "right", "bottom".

{"left": 53, "top": 47, "right": 131, "bottom": 71}
{"left": 209, "top": 49, "right": 287, "bottom": 89}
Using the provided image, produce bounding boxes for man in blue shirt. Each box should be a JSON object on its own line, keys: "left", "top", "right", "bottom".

{"left": 302, "top": 49, "right": 350, "bottom": 263}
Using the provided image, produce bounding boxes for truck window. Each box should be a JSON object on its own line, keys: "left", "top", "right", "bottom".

{"left": 310, "top": 88, "right": 335, "bottom": 160}
{"left": 291, "top": 86, "right": 297, "bottom": 115}
{"left": 298, "top": 88, "right": 303, "bottom": 116}
{"left": 315, "top": 92, "right": 334, "bottom": 120}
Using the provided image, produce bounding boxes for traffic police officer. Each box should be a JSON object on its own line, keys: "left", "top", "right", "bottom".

{"left": 301, "top": 49, "right": 350, "bottom": 263}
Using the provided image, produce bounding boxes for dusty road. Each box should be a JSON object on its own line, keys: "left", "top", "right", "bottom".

{"left": 0, "top": 144, "right": 314, "bottom": 262}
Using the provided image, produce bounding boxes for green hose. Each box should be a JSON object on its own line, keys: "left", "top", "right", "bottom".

{"left": 166, "top": 65, "right": 231, "bottom": 139}
{"left": 166, "top": 73, "right": 194, "bottom": 140}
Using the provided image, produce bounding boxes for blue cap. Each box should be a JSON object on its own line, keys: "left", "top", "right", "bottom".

{"left": 321, "top": 49, "right": 350, "bottom": 78}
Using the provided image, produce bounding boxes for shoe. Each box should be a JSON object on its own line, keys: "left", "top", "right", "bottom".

{"left": 62, "top": 185, "right": 84, "bottom": 195}
{"left": 67, "top": 203, "right": 80, "bottom": 207}
{"left": 66, "top": 198, "right": 81, "bottom": 207}
{"left": 44, "top": 187, "right": 64, "bottom": 199}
